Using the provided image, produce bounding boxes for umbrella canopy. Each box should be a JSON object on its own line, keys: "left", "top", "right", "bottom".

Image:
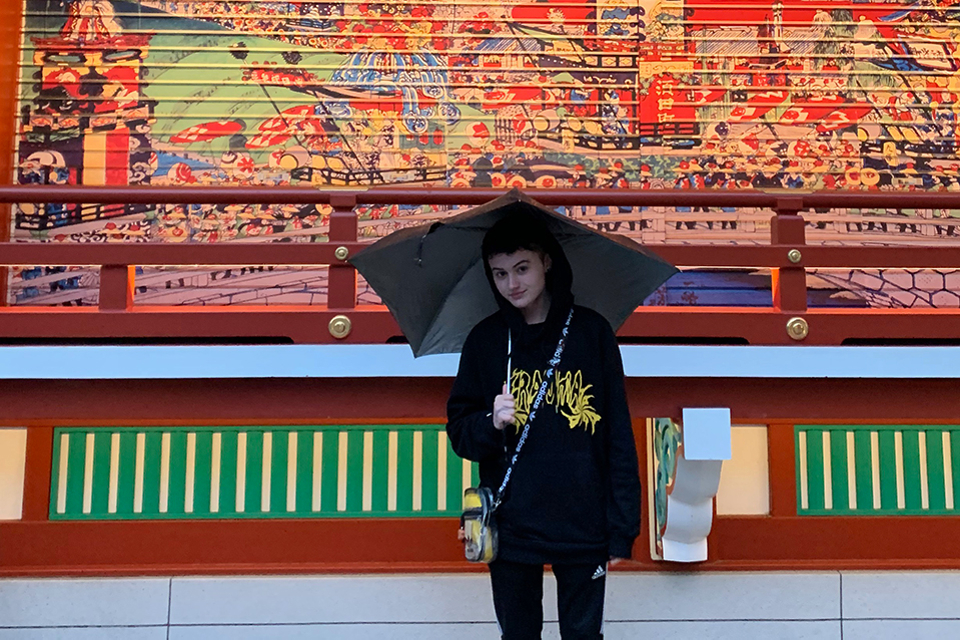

{"left": 350, "top": 189, "right": 678, "bottom": 356}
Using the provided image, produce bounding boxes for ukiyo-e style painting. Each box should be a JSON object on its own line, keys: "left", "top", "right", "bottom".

{"left": 9, "top": 0, "right": 960, "bottom": 308}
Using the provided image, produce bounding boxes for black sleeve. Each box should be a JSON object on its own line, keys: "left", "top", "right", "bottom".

{"left": 446, "top": 326, "right": 505, "bottom": 462}
{"left": 600, "top": 321, "right": 642, "bottom": 559}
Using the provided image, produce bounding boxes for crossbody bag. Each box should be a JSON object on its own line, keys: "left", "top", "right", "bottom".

{"left": 461, "top": 307, "right": 575, "bottom": 563}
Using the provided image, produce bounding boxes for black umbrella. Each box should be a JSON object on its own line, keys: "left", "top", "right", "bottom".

{"left": 349, "top": 189, "right": 678, "bottom": 356}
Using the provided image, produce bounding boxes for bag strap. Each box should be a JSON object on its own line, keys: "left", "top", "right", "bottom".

{"left": 492, "top": 307, "right": 574, "bottom": 510}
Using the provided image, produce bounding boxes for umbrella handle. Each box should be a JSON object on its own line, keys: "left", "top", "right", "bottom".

{"left": 506, "top": 331, "right": 512, "bottom": 395}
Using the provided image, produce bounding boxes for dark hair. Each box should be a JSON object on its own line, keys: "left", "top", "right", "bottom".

{"left": 481, "top": 212, "right": 551, "bottom": 262}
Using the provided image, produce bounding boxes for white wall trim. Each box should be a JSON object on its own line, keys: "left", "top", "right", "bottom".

{"left": 4, "top": 570, "right": 960, "bottom": 640}
{"left": 0, "top": 344, "right": 958, "bottom": 380}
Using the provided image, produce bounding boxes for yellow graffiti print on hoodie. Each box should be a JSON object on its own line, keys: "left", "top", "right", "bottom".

{"left": 510, "top": 368, "right": 602, "bottom": 434}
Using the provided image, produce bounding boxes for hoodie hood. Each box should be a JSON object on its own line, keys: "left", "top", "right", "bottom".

{"left": 481, "top": 209, "right": 575, "bottom": 349}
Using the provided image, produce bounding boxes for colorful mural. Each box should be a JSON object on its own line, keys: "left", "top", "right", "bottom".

{"left": 9, "top": 0, "right": 960, "bottom": 308}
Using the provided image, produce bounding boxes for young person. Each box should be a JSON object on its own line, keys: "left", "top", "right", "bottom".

{"left": 446, "top": 212, "right": 641, "bottom": 640}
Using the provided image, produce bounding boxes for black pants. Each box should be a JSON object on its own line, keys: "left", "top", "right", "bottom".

{"left": 490, "top": 559, "right": 606, "bottom": 640}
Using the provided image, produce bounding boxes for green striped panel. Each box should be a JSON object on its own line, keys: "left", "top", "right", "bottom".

{"left": 193, "top": 431, "right": 215, "bottom": 515}
{"left": 50, "top": 425, "right": 479, "bottom": 520}
{"left": 345, "top": 430, "right": 364, "bottom": 513}
{"left": 371, "top": 430, "right": 389, "bottom": 513}
{"left": 853, "top": 430, "right": 873, "bottom": 512}
{"left": 320, "top": 430, "right": 339, "bottom": 513}
{"left": 804, "top": 429, "right": 825, "bottom": 512}
{"left": 396, "top": 430, "right": 414, "bottom": 513}
{"left": 90, "top": 432, "right": 112, "bottom": 515}
{"left": 797, "top": 425, "right": 960, "bottom": 516}
{"left": 828, "top": 429, "right": 849, "bottom": 511}
{"left": 268, "top": 430, "right": 289, "bottom": 514}
{"left": 140, "top": 432, "right": 163, "bottom": 515}
{"left": 925, "top": 430, "right": 946, "bottom": 511}
{"left": 877, "top": 431, "right": 897, "bottom": 511}
{"left": 294, "top": 431, "right": 316, "bottom": 514}
{"left": 243, "top": 430, "right": 264, "bottom": 514}
{"left": 64, "top": 432, "right": 86, "bottom": 516}
{"left": 218, "top": 430, "right": 240, "bottom": 515}
{"left": 420, "top": 430, "right": 439, "bottom": 513}
{"left": 116, "top": 432, "right": 138, "bottom": 516}
{"left": 167, "top": 432, "right": 187, "bottom": 515}
{"left": 901, "top": 430, "right": 922, "bottom": 511}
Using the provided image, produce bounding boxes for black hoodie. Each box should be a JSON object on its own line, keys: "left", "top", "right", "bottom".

{"left": 446, "top": 220, "right": 641, "bottom": 565}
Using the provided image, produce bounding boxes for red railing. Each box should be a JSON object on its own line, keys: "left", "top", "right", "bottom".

{"left": 3, "top": 186, "right": 960, "bottom": 345}
{"left": 6, "top": 186, "right": 960, "bottom": 576}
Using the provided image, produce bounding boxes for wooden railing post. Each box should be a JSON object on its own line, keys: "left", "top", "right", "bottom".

{"left": 767, "top": 423, "right": 798, "bottom": 517}
{"left": 98, "top": 264, "right": 135, "bottom": 311}
{"left": 328, "top": 193, "right": 358, "bottom": 310}
{"left": 21, "top": 425, "right": 54, "bottom": 521}
{"left": 771, "top": 197, "right": 807, "bottom": 316}
{"left": 0, "top": 226, "right": 7, "bottom": 307}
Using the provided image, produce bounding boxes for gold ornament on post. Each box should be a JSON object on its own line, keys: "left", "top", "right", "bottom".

{"left": 787, "top": 249, "right": 802, "bottom": 264}
{"left": 334, "top": 246, "right": 350, "bottom": 261}
{"left": 329, "top": 314, "right": 352, "bottom": 339}
{"left": 786, "top": 317, "right": 809, "bottom": 341}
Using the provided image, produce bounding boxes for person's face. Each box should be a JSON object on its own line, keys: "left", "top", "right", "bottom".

{"left": 488, "top": 249, "right": 551, "bottom": 315}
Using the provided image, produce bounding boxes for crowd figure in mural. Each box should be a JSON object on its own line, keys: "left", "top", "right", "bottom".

{"left": 187, "top": 0, "right": 453, "bottom": 54}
